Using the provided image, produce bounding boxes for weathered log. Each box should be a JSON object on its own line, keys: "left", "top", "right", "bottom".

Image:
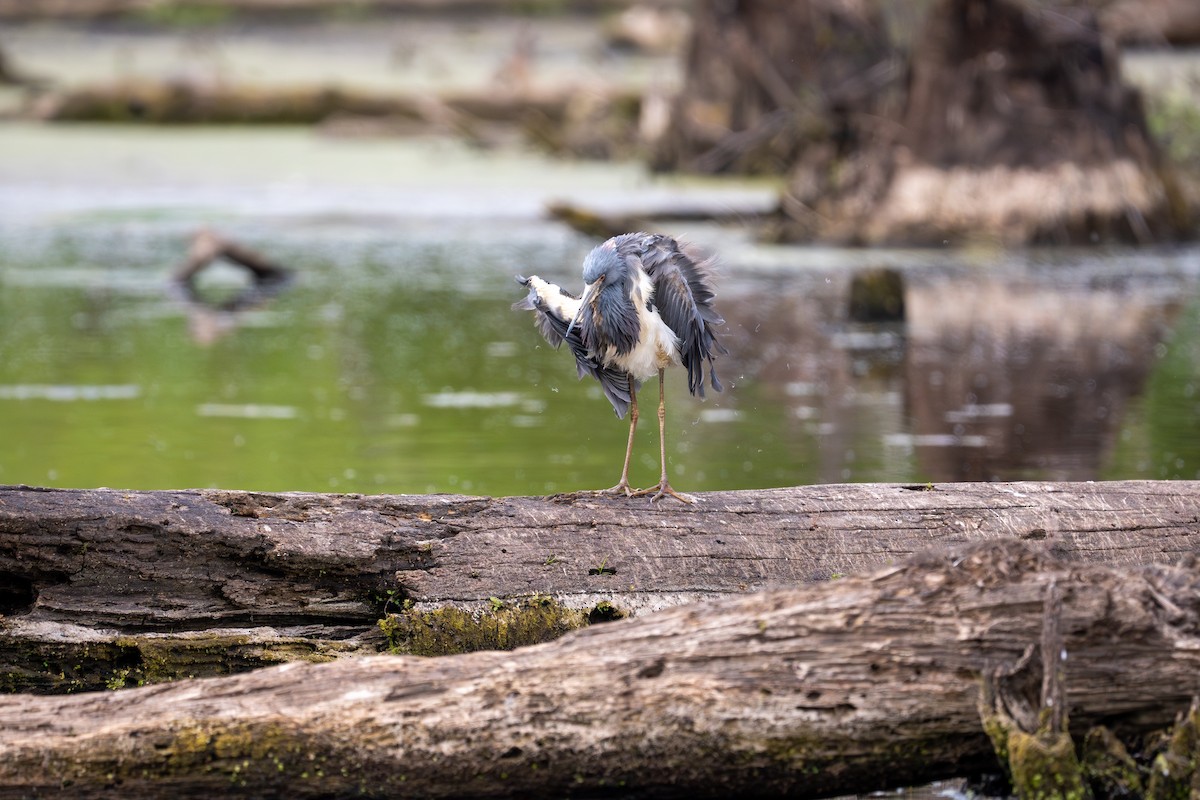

{"left": 2, "top": 481, "right": 1199, "bottom": 693}
{"left": 543, "top": 196, "right": 774, "bottom": 239}
{"left": 0, "top": 0, "right": 657, "bottom": 19}
{"left": 27, "top": 79, "right": 632, "bottom": 129}
{"left": 1, "top": 540, "right": 1199, "bottom": 799}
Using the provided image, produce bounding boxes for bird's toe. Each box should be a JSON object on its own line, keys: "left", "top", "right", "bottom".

{"left": 635, "top": 482, "right": 696, "bottom": 504}
{"left": 594, "top": 481, "right": 636, "bottom": 498}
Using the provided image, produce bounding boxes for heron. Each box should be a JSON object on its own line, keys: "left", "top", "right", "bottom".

{"left": 513, "top": 232, "right": 726, "bottom": 503}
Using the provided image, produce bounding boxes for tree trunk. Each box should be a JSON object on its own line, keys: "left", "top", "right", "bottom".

{"left": 661, "top": 0, "right": 1190, "bottom": 244}
{"left": 2, "top": 481, "right": 1199, "bottom": 692}
{"left": 650, "top": 0, "right": 894, "bottom": 175}
{"left": 1, "top": 539, "right": 1198, "bottom": 799}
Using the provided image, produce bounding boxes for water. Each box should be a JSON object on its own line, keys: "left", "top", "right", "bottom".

{"left": 2, "top": 125, "right": 1199, "bottom": 495}
{"left": 3, "top": 221, "right": 1199, "bottom": 496}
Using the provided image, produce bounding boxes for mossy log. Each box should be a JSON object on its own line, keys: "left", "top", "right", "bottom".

{"left": 2, "top": 540, "right": 1200, "bottom": 798}
{"left": 0, "top": 0, "right": 650, "bottom": 18}
{"left": 27, "top": 80, "right": 633, "bottom": 128}
{"left": 2, "top": 481, "right": 1200, "bottom": 693}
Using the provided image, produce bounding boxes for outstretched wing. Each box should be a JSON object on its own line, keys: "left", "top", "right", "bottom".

{"left": 513, "top": 275, "right": 632, "bottom": 418}
{"left": 618, "top": 234, "right": 727, "bottom": 397}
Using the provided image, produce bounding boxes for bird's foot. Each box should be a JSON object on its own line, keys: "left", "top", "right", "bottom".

{"left": 632, "top": 481, "right": 696, "bottom": 504}
{"left": 594, "top": 480, "right": 636, "bottom": 498}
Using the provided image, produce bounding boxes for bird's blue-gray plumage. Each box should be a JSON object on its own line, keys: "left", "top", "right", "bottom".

{"left": 512, "top": 274, "right": 633, "bottom": 417}
{"left": 513, "top": 232, "right": 727, "bottom": 503}
{"left": 613, "top": 232, "right": 726, "bottom": 398}
{"left": 513, "top": 232, "right": 725, "bottom": 416}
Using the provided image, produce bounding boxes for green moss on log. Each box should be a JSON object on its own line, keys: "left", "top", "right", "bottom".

{"left": 982, "top": 700, "right": 1200, "bottom": 800}
{"left": 0, "top": 638, "right": 143, "bottom": 694}
{"left": 378, "top": 595, "right": 622, "bottom": 656}
{"left": 1081, "top": 726, "right": 1143, "bottom": 799}
{"left": 1146, "top": 701, "right": 1199, "bottom": 800}
{"left": 1007, "top": 728, "right": 1090, "bottom": 800}
{"left": 29, "top": 718, "right": 380, "bottom": 793}
{"left": 980, "top": 694, "right": 1088, "bottom": 800}
{"left": 1, "top": 632, "right": 356, "bottom": 694}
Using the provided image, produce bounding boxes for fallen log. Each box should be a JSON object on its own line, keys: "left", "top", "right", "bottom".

{"left": 0, "top": 0, "right": 658, "bottom": 19}
{"left": 27, "top": 79, "right": 631, "bottom": 129}
{"left": 1, "top": 539, "right": 1198, "bottom": 799}
{"left": 2, "top": 481, "right": 1199, "bottom": 693}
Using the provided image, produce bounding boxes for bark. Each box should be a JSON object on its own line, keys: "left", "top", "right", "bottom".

{"left": 2, "top": 481, "right": 1200, "bottom": 692}
{"left": 1, "top": 539, "right": 1199, "bottom": 799}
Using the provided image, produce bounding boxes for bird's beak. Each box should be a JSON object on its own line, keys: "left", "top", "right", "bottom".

{"left": 566, "top": 280, "right": 598, "bottom": 338}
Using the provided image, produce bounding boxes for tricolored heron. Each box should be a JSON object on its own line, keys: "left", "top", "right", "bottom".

{"left": 513, "top": 232, "right": 726, "bottom": 503}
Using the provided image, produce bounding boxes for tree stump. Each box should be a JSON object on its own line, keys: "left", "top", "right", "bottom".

{"left": 782, "top": 0, "right": 1191, "bottom": 245}
{"left": 649, "top": 0, "right": 894, "bottom": 176}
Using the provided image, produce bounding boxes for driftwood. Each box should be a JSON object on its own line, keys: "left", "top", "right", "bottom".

{"left": 172, "top": 229, "right": 290, "bottom": 287}
{"left": 660, "top": 0, "right": 1189, "bottom": 244}
{"left": 1, "top": 539, "right": 1199, "bottom": 798}
{"left": 1100, "top": 0, "right": 1200, "bottom": 45}
{"left": 2, "top": 481, "right": 1199, "bottom": 693}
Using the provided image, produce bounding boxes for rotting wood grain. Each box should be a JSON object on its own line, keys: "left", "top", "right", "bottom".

{"left": 1, "top": 540, "right": 1198, "bottom": 799}
{"left": 1, "top": 481, "right": 1198, "bottom": 690}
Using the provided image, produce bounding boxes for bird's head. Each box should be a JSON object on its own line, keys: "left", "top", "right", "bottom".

{"left": 569, "top": 241, "right": 628, "bottom": 338}
{"left": 581, "top": 241, "right": 628, "bottom": 291}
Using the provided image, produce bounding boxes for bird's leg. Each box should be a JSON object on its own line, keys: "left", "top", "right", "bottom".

{"left": 599, "top": 378, "right": 638, "bottom": 496}
{"left": 633, "top": 368, "right": 696, "bottom": 504}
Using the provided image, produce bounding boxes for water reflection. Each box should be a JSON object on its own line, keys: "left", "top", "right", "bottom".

{"left": 171, "top": 229, "right": 295, "bottom": 345}
{"left": 904, "top": 278, "right": 1176, "bottom": 481}
{"left": 0, "top": 222, "right": 1198, "bottom": 494}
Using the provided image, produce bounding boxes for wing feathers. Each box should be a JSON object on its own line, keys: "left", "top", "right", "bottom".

{"left": 512, "top": 275, "right": 632, "bottom": 418}
{"left": 513, "top": 228, "right": 727, "bottom": 419}
{"left": 618, "top": 234, "right": 727, "bottom": 398}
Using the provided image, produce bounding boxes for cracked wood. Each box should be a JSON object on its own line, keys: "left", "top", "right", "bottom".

{"left": 1, "top": 540, "right": 1199, "bottom": 798}
{"left": 1, "top": 481, "right": 1198, "bottom": 689}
